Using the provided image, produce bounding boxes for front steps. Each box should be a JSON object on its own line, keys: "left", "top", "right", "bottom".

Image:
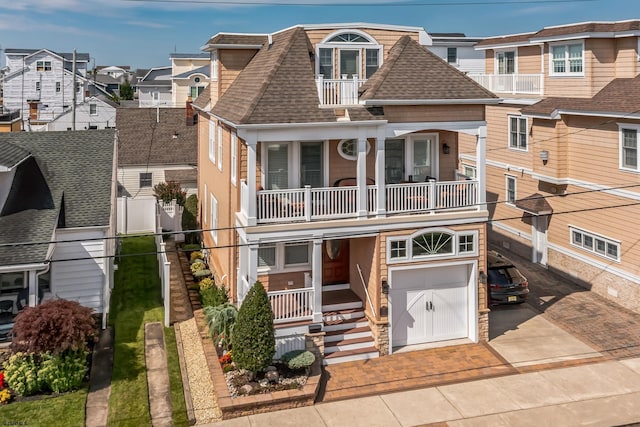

{"left": 322, "top": 284, "right": 379, "bottom": 365}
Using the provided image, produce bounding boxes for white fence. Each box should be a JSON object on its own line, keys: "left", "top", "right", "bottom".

{"left": 155, "top": 230, "right": 171, "bottom": 327}
{"left": 117, "top": 197, "right": 157, "bottom": 234}
{"left": 274, "top": 334, "right": 306, "bottom": 360}
{"left": 157, "top": 200, "right": 184, "bottom": 242}
{"left": 268, "top": 288, "right": 315, "bottom": 324}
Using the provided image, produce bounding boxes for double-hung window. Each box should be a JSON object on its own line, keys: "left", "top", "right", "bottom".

{"left": 509, "top": 116, "right": 527, "bottom": 150}
{"left": 505, "top": 175, "right": 517, "bottom": 205}
{"left": 89, "top": 103, "right": 97, "bottom": 115}
{"left": 551, "top": 43, "right": 583, "bottom": 75}
{"left": 619, "top": 124, "right": 639, "bottom": 172}
{"left": 36, "top": 61, "right": 52, "bottom": 72}
{"left": 447, "top": 47, "right": 458, "bottom": 64}
{"left": 208, "top": 121, "right": 216, "bottom": 164}
{"left": 209, "top": 194, "right": 218, "bottom": 243}
{"left": 319, "top": 48, "right": 333, "bottom": 78}
{"left": 139, "top": 172, "right": 152, "bottom": 188}
{"left": 217, "top": 125, "right": 223, "bottom": 171}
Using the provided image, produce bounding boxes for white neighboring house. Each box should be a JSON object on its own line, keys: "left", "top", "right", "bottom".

{"left": 2, "top": 48, "right": 90, "bottom": 129}
{"left": 43, "top": 96, "right": 118, "bottom": 131}
{"left": 117, "top": 107, "right": 197, "bottom": 199}
{"left": 170, "top": 53, "right": 210, "bottom": 107}
{"left": 137, "top": 66, "right": 173, "bottom": 107}
{"left": 426, "top": 33, "right": 485, "bottom": 74}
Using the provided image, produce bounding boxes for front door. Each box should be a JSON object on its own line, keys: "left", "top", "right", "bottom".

{"left": 532, "top": 216, "right": 548, "bottom": 266}
{"left": 322, "top": 240, "right": 350, "bottom": 285}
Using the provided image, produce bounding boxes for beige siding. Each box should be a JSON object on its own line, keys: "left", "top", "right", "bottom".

{"left": 614, "top": 37, "right": 638, "bottom": 78}
{"left": 305, "top": 28, "right": 420, "bottom": 58}
{"left": 517, "top": 45, "right": 543, "bottom": 74}
{"left": 218, "top": 49, "right": 258, "bottom": 98}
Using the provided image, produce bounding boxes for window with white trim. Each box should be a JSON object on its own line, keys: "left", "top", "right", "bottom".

{"left": 316, "top": 30, "right": 382, "bottom": 80}
{"left": 619, "top": 124, "right": 639, "bottom": 172}
{"left": 462, "top": 164, "right": 477, "bottom": 179}
{"left": 89, "top": 103, "right": 97, "bottom": 115}
{"left": 189, "top": 86, "right": 204, "bottom": 99}
{"left": 550, "top": 42, "right": 583, "bottom": 75}
{"left": 257, "top": 242, "right": 311, "bottom": 272}
{"left": 570, "top": 227, "right": 620, "bottom": 261}
{"left": 508, "top": 115, "right": 527, "bottom": 150}
{"left": 217, "top": 125, "right": 223, "bottom": 171}
{"left": 231, "top": 132, "right": 237, "bottom": 185}
{"left": 56, "top": 82, "right": 61, "bottom": 93}
{"left": 36, "top": 61, "right": 52, "bottom": 72}
{"left": 505, "top": 175, "right": 517, "bottom": 205}
{"left": 447, "top": 47, "right": 457, "bottom": 64}
{"left": 35, "top": 82, "right": 40, "bottom": 91}
{"left": 496, "top": 50, "right": 515, "bottom": 74}
{"left": 139, "top": 172, "right": 152, "bottom": 188}
{"left": 208, "top": 121, "right": 216, "bottom": 164}
{"left": 209, "top": 193, "right": 218, "bottom": 243}
{"left": 388, "top": 229, "right": 478, "bottom": 262}
{"left": 203, "top": 184, "right": 207, "bottom": 224}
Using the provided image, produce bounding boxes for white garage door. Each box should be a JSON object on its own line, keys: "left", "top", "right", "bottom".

{"left": 391, "top": 265, "right": 469, "bottom": 347}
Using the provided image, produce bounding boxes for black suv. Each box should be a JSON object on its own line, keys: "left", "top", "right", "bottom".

{"left": 487, "top": 250, "right": 529, "bottom": 304}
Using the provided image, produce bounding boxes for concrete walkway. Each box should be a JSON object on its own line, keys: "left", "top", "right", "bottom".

{"left": 205, "top": 358, "right": 640, "bottom": 426}
{"left": 85, "top": 327, "right": 114, "bottom": 427}
{"left": 145, "top": 322, "right": 173, "bottom": 427}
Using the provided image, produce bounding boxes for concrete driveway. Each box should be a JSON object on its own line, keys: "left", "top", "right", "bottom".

{"left": 488, "top": 304, "right": 602, "bottom": 367}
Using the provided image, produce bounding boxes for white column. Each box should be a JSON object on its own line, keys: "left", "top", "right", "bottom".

{"left": 237, "top": 236, "right": 247, "bottom": 303}
{"left": 356, "top": 130, "right": 368, "bottom": 218}
{"left": 248, "top": 242, "right": 259, "bottom": 286}
{"left": 312, "top": 237, "right": 323, "bottom": 323}
{"left": 476, "top": 125, "right": 487, "bottom": 211}
{"left": 246, "top": 137, "right": 258, "bottom": 226}
{"left": 375, "top": 127, "right": 386, "bottom": 217}
{"left": 28, "top": 270, "right": 37, "bottom": 307}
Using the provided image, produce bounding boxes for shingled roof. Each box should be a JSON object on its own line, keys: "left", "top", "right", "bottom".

{"left": 359, "top": 35, "right": 497, "bottom": 102}
{"left": 117, "top": 108, "right": 198, "bottom": 166}
{"left": 0, "top": 130, "right": 115, "bottom": 266}
{"left": 192, "top": 85, "right": 211, "bottom": 110}
{"left": 475, "top": 32, "right": 536, "bottom": 48}
{"left": 211, "top": 27, "right": 336, "bottom": 125}
{"left": 0, "top": 142, "right": 31, "bottom": 170}
{"left": 522, "top": 75, "right": 640, "bottom": 117}
{"left": 204, "top": 33, "right": 268, "bottom": 47}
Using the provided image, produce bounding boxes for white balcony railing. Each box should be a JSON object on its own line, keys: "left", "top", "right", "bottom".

{"left": 316, "top": 75, "right": 366, "bottom": 106}
{"left": 254, "top": 180, "right": 478, "bottom": 224}
{"left": 268, "top": 288, "right": 314, "bottom": 324}
{"left": 467, "top": 73, "right": 543, "bottom": 95}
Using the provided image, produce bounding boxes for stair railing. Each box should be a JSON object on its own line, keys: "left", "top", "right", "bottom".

{"left": 356, "top": 264, "right": 377, "bottom": 318}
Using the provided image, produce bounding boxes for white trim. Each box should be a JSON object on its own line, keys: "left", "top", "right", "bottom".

{"left": 494, "top": 48, "right": 518, "bottom": 74}
{"left": 210, "top": 193, "right": 218, "bottom": 243}
{"left": 508, "top": 115, "right": 528, "bottom": 151}
{"left": 208, "top": 121, "right": 216, "bottom": 164}
{"left": 505, "top": 174, "right": 517, "bottom": 206}
{"left": 549, "top": 41, "right": 585, "bottom": 77}
{"left": 256, "top": 241, "right": 312, "bottom": 274}
{"left": 231, "top": 132, "right": 237, "bottom": 186}
{"left": 337, "top": 138, "right": 370, "bottom": 161}
{"left": 386, "top": 227, "right": 479, "bottom": 264}
{"left": 0, "top": 263, "right": 48, "bottom": 273}
{"left": 217, "top": 125, "right": 223, "bottom": 171}
{"left": 569, "top": 225, "right": 621, "bottom": 263}
{"left": 618, "top": 123, "right": 640, "bottom": 173}
{"left": 361, "top": 99, "right": 500, "bottom": 106}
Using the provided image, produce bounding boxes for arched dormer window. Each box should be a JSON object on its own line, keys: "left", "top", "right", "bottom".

{"left": 317, "top": 30, "right": 382, "bottom": 80}
{"left": 387, "top": 228, "right": 478, "bottom": 262}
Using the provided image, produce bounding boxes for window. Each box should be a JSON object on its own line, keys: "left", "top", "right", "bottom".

{"left": 551, "top": 43, "right": 583, "bottom": 75}
{"left": 36, "top": 61, "right": 52, "bottom": 71}
{"left": 266, "top": 143, "right": 289, "bottom": 189}
{"left": 316, "top": 30, "right": 381, "bottom": 80}
{"left": 319, "top": 48, "right": 333, "bottom": 77}
{"left": 208, "top": 121, "right": 216, "bottom": 164}
{"left": 139, "top": 172, "right": 152, "bottom": 188}
{"left": 89, "top": 103, "right": 97, "bottom": 115}
{"left": 447, "top": 47, "right": 458, "bottom": 64}
{"left": 190, "top": 86, "right": 204, "bottom": 99}
{"left": 210, "top": 194, "right": 218, "bottom": 243}
{"left": 152, "top": 91, "right": 160, "bottom": 101}
{"left": 619, "top": 125, "right": 639, "bottom": 171}
{"left": 56, "top": 82, "right": 61, "bottom": 93}
{"left": 300, "top": 142, "right": 323, "bottom": 187}
{"left": 365, "top": 49, "right": 379, "bottom": 78}
{"left": 231, "top": 133, "right": 237, "bottom": 185}
{"left": 257, "top": 242, "right": 311, "bottom": 272}
{"left": 508, "top": 116, "right": 528, "bottom": 150}
{"left": 462, "top": 164, "right": 477, "bottom": 179}
{"left": 496, "top": 51, "right": 515, "bottom": 74}
{"left": 35, "top": 82, "right": 40, "bottom": 91}
{"left": 570, "top": 227, "right": 620, "bottom": 261}
{"left": 388, "top": 229, "right": 478, "bottom": 261}
{"left": 506, "top": 175, "right": 516, "bottom": 205}
{"left": 217, "top": 125, "right": 223, "bottom": 171}
{"left": 76, "top": 82, "right": 82, "bottom": 93}
{"left": 338, "top": 139, "right": 370, "bottom": 161}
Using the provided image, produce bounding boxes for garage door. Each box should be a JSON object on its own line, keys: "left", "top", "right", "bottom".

{"left": 391, "top": 265, "right": 469, "bottom": 347}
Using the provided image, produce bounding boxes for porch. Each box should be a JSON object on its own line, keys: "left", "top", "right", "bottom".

{"left": 242, "top": 179, "right": 479, "bottom": 224}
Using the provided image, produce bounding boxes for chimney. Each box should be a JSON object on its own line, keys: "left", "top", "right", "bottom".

{"left": 186, "top": 96, "right": 194, "bottom": 126}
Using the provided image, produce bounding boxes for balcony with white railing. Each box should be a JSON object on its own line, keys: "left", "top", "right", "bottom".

{"left": 466, "top": 73, "right": 543, "bottom": 95}
{"left": 268, "top": 288, "right": 315, "bottom": 324}
{"left": 316, "top": 75, "right": 367, "bottom": 106}
{"left": 252, "top": 179, "right": 478, "bottom": 224}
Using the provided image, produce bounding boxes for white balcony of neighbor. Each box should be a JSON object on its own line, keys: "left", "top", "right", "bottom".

{"left": 467, "top": 73, "right": 543, "bottom": 95}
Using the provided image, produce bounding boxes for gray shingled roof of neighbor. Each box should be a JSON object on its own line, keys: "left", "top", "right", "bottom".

{"left": 212, "top": 27, "right": 336, "bottom": 125}
{"left": 0, "top": 141, "right": 31, "bottom": 169}
{"left": 204, "top": 34, "right": 268, "bottom": 47}
{"left": 192, "top": 85, "right": 211, "bottom": 110}
{"left": 117, "top": 108, "right": 198, "bottom": 166}
{"left": 173, "top": 65, "right": 210, "bottom": 79}
{"left": 0, "top": 130, "right": 116, "bottom": 266}
{"left": 5, "top": 48, "right": 90, "bottom": 62}
{"left": 359, "top": 35, "right": 497, "bottom": 102}
{"left": 522, "top": 74, "right": 640, "bottom": 117}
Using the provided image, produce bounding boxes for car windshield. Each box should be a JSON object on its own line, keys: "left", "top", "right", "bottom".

{"left": 488, "top": 266, "right": 521, "bottom": 285}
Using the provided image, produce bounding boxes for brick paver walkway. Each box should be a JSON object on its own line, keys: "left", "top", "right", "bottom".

{"left": 506, "top": 251, "right": 640, "bottom": 360}
{"left": 165, "top": 240, "right": 193, "bottom": 324}
{"left": 319, "top": 342, "right": 516, "bottom": 402}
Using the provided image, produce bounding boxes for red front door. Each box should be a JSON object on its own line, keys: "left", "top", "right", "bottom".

{"left": 322, "top": 240, "right": 350, "bottom": 285}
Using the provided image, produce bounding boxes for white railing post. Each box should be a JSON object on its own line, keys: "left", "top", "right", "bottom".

{"left": 304, "top": 185, "right": 312, "bottom": 221}
{"left": 316, "top": 74, "right": 324, "bottom": 104}
{"left": 312, "top": 238, "right": 323, "bottom": 323}
{"left": 428, "top": 179, "right": 436, "bottom": 210}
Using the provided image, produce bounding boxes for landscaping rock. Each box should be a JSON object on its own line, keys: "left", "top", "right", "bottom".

{"left": 265, "top": 370, "right": 279, "bottom": 382}
{"left": 240, "top": 383, "right": 254, "bottom": 395}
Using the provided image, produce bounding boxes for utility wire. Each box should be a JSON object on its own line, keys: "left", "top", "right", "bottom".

{"left": 121, "top": 0, "right": 599, "bottom": 6}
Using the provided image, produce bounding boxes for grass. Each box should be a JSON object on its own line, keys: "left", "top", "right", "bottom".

{"left": 108, "top": 235, "right": 188, "bottom": 427}
{"left": 0, "top": 388, "right": 88, "bottom": 426}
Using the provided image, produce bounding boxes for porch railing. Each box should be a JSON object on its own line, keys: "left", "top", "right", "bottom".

{"left": 316, "top": 75, "right": 366, "bottom": 106}
{"left": 254, "top": 180, "right": 478, "bottom": 223}
{"left": 268, "top": 288, "right": 314, "bottom": 324}
{"left": 466, "top": 73, "right": 543, "bottom": 95}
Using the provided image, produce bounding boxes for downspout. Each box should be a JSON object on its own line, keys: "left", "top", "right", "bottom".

{"left": 35, "top": 262, "right": 51, "bottom": 305}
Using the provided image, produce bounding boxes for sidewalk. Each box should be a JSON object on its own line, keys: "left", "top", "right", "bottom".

{"left": 205, "top": 358, "right": 640, "bottom": 426}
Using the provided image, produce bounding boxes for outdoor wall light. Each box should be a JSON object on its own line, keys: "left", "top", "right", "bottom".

{"left": 479, "top": 271, "right": 487, "bottom": 285}
{"left": 442, "top": 143, "right": 451, "bottom": 155}
{"left": 381, "top": 279, "right": 389, "bottom": 294}
{"left": 539, "top": 150, "right": 549, "bottom": 165}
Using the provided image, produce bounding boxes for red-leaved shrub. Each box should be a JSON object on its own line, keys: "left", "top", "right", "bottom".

{"left": 10, "top": 299, "right": 98, "bottom": 355}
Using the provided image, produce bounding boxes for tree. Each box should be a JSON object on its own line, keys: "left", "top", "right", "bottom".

{"left": 153, "top": 181, "right": 186, "bottom": 206}
{"left": 119, "top": 78, "right": 134, "bottom": 100}
{"left": 182, "top": 194, "right": 199, "bottom": 243}
{"left": 232, "top": 281, "right": 275, "bottom": 373}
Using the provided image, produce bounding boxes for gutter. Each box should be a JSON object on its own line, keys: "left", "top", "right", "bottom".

{"left": 361, "top": 98, "right": 501, "bottom": 106}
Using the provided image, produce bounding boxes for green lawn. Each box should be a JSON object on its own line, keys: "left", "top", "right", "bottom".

{"left": 108, "top": 235, "right": 188, "bottom": 427}
{"left": 0, "top": 388, "right": 88, "bottom": 426}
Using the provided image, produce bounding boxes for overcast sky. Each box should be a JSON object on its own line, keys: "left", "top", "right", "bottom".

{"left": 1, "top": 0, "right": 639, "bottom": 70}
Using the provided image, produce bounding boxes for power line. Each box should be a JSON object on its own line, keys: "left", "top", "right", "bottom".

{"left": 121, "top": 0, "right": 599, "bottom": 5}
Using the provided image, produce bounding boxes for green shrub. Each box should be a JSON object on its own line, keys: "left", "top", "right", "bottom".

{"left": 38, "top": 351, "right": 87, "bottom": 393}
{"left": 198, "top": 277, "right": 215, "bottom": 290}
{"left": 190, "top": 251, "right": 203, "bottom": 262}
{"left": 204, "top": 303, "right": 237, "bottom": 351}
{"left": 153, "top": 181, "right": 186, "bottom": 206}
{"left": 11, "top": 299, "right": 98, "bottom": 355}
{"left": 231, "top": 281, "right": 275, "bottom": 373}
{"left": 193, "top": 269, "right": 211, "bottom": 279}
{"left": 200, "top": 285, "right": 228, "bottom": 308}
{"left": 3, "top": 352, "right": 41, "bottom": 396}
{"left": 281, "top": 350, "right": 315, "bottom": 370}
{"left": 190, "top": 260, "right": 206, "bottom": 274}
{"left": 183, "top": 243, "right": 201, "bottom": 252}
{"left": 182, "top": 194, "right": 198, "bottom": 244}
